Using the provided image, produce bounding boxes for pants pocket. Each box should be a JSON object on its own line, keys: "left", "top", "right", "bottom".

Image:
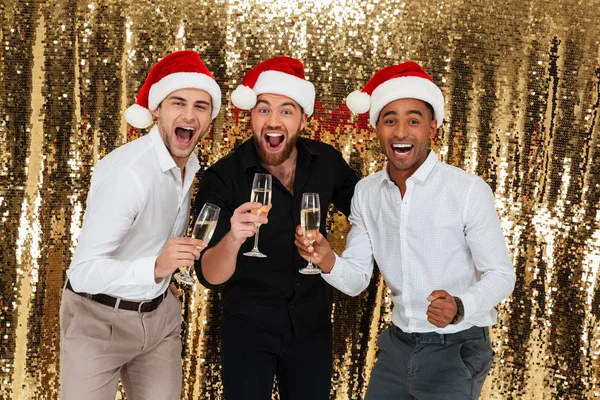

{"left": 456, "top": 337, "right": 493, "bottom": 381}
{"left": 165, "top": 290, "right": 183, "bottom": 338}
{"left": 60, "top": 290, "right": 84, "bottom": 339}
{"left": 65, "top": 297, "right": 115, "bottom": 346}
{"left": 376, "top": 328, "right": 387, "bottom": 348}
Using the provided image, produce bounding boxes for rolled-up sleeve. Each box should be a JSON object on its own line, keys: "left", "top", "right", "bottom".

{"left": 193, "top": 168, "right": 234, "bottom": 289}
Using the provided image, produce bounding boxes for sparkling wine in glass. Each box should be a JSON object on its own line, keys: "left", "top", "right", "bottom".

{"left": 174, "top": 202, "right": 220, "bottom": 285}
{"left": 298, "top": 193, "right": 321, "bottom": 274}
{"left": 243, "top": 173, "right": 272, "bottom": 258}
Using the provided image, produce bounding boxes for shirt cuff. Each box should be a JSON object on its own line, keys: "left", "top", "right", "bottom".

{"left": 131, "top": 256, "right": 160, "bottom": 286}
{"left": 321, "top": 253, "right": 344, "bottom": 282}
{"left": 460, "top": 292, "right": 477, "bottom": 319}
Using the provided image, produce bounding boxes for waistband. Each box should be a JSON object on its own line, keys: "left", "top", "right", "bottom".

{"left": 390, "top": 324, "right": 489, "bottom": 345}
{"left": 65, "top": 280, "right": 167, "bottom": 313}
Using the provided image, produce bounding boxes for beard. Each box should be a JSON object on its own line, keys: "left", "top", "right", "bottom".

{"left": 254, "top": 128, "right": 300, "bottom": 167}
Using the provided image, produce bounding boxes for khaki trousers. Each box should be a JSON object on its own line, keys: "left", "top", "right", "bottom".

{"left": 59, "top": 287, "right": 182, "bottom": 400}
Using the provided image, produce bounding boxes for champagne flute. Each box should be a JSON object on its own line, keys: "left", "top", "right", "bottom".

{"left": 243, "top": 173, "right": 272, "bottom": 258}
{"left": 174, "top": 202, "right": 220, "bottom": 285}
{"left": 298, "top": 193, "right": 321, "bottom": 274}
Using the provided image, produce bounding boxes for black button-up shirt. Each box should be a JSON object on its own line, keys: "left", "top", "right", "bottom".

{"left": 194, "top": 137, "right": 358, "bottom": 337}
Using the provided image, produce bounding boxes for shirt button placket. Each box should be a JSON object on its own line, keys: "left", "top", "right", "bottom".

{"left": 399, "top": 186, "right": 410, "bottom": 328}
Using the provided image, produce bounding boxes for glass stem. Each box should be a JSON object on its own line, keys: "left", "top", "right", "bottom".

{"left": 253, "top": 227, "right": 261, "bottom": 251}
{"left": 307, "top": 240, "right": 314, "bottom": 267}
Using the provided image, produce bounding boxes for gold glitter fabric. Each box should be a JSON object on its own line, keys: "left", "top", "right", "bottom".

{"left": 1, "top": 0, "right": 600, "bottom": 398}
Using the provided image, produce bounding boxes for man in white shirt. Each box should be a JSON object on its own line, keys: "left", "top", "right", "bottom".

{"left": 60, "top": 50, "right": 222, "bottom": 399}
{"left": 296, "top": 61, "right": 516, "bottom": 399}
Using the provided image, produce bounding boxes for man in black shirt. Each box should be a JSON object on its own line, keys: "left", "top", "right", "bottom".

{"left": 194, "top": 56, "right": 358, "bottom": 400}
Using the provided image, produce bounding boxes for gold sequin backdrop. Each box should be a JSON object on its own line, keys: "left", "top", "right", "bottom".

{"left": 1, "top": 0, "right": 600, "bottom": 398}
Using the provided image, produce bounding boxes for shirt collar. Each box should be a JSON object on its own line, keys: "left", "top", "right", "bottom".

{"left": 412, "top": 150, "right": 438, "bottom": 182}
{"left": 149, "top": 125, "right": 200, "bottom": 174}
{"left": 241, "top": 136, "right": 319, "bottom": 172}
{"left": 380, "top": 149, "right": 438, "bottom": 185}
{"left": 185, "top": 148, "right": 201, "bottom": 176}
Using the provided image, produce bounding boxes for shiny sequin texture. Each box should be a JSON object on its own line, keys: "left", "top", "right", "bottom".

{"left": 1, "top": 0, "right": 600, "bottom": 398}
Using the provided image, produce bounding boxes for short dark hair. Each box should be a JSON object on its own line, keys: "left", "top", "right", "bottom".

{"left": 423, "top": 101, "right": 434, "bottom": 121}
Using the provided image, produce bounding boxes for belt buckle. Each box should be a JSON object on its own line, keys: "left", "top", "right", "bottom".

{"left": 137, "top": 300, "right": 150, "bottom": 313}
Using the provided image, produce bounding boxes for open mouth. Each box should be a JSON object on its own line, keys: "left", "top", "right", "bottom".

{"left": 391, "top": 143, "right": 413, "bottom": 156}
{"left": 175, "top": 126, "right": 196, "bottom": 146}
{"left": 265, "top": 133, "right": 284, "bottom": 151}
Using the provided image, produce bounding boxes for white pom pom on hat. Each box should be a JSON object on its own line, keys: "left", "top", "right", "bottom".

{"left": 345, "top": 90, "right": 371, "bottom": 114}
{"left": 345, "top": 61, "right": 445, "bottom": 128}
{"left": 124, "top": 104, "right": 153, "bottom": 129}
{"left": 125, "top": 50, "right": 222, "bottom": 129}
{"left": 230, "top": 84, "right": 258, "bottom": 110}
{"left": 230, "top": 56, "right": 316, "bottom": 116}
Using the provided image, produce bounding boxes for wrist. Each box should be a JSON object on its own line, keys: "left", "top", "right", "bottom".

{"left": 153, "top": 262, "right": 163, "bottom": 284}
{"left": 450, "top": 296, "right": 464, "bottom": 324}
{"left": 319, "top": 249, "right": 336, "bottom": 273}
{"left": 226, "top": 230, "right": 246, "bottom": 248}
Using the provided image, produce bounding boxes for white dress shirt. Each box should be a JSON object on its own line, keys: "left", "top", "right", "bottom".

{"left": 323, "top": 151, "right": 515, "bottom": 333}
{"left": 67, "top": 125, "right": 200, "bottom": 300}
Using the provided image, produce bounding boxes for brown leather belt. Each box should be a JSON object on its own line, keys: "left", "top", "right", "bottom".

{"left": 66, "top": 280, "right": 167, "bottom": 313}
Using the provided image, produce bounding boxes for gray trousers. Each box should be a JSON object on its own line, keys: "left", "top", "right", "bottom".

{"left": 365, "top": 324, "right": 493, "bottom": 400}
{"left": 59, "top": 287, "right": 183, "bottom": 400}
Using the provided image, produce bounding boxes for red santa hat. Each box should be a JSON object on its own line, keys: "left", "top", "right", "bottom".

{"left": 230, "top": 56, "right": 315, "bottom": 116}
{"left": 346, "top": 61, "right": 444, "bottom": 128}
{"left": 125, "top": 50, "right": 222, "bottom": 129}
